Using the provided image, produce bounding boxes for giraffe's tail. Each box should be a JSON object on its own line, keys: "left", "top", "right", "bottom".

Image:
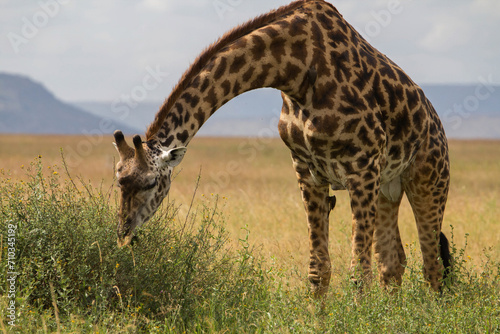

{"left": 439, "top": 232, "right": 453, "bottom": 283}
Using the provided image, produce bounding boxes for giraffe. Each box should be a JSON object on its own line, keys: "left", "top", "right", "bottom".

{"left": 113, "top": 0, "right": 452, "bottom": 295}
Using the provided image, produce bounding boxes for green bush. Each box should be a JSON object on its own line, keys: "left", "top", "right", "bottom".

{"left": 0, "top": 157, "right": 271, "bottom": 332}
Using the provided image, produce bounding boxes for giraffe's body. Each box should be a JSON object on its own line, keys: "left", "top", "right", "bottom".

{"left": 114, "top": 0, "right": 451, "bottom": 294}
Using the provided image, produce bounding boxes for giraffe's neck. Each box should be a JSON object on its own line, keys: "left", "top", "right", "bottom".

{"left": 147, "top": 1, "right": 325, "bottom": 149}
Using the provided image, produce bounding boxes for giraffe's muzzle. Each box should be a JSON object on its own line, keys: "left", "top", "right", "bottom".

{"left": 117, "top": 217, "right": 134, "bottom": 248}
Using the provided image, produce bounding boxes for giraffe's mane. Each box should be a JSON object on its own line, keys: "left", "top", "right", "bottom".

{"left": 145, "top": 0, "right": 311, "bottom": 140}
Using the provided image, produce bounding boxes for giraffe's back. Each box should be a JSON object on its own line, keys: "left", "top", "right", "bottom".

{"left": 277, "top": 0, "right": 447, "bottom": 189}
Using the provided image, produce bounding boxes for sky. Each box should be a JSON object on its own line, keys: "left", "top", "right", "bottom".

{"left": 1, "top": 0, "right": 500, "bottom": 102}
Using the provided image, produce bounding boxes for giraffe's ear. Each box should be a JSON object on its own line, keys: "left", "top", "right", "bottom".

{"left": 160, "top": 147, "right": 187, "bottom": 167}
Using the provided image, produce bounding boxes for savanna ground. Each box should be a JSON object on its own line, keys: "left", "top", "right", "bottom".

{"left": 0, "top": 134, "right": 499, "bottom": 333}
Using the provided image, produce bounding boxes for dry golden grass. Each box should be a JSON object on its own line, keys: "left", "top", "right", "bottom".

{"left": 1, "top": 134, "right": 498, "bottom": 282}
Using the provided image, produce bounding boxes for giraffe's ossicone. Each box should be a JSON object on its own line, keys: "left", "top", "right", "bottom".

{"left": 114, "top": 0, "right": 452, "bottom": 295}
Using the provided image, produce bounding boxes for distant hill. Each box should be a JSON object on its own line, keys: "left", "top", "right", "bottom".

{"left": 1, "top": 72, "right": 498, "bottom": 138}
{"left": 0, "top": 73, "right": 138, "bottom": 134}
{"left": 74, "top": 88, "right": 285, "bottom": 137}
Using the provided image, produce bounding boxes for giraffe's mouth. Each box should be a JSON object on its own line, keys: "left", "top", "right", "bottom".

{"left": 117, "top": 234, "right": 133, "bottom": 248}
{"left": 117, "top": 217, "right": 135, "bottom": 248}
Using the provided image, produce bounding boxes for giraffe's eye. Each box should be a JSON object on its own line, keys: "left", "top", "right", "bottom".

{"left": 143, "top": 178, "right": 158, "bottom": 191}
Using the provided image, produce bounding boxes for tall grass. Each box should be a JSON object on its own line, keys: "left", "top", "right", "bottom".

{"left": 1, "top": 156, "right": 499, "bottom": 333}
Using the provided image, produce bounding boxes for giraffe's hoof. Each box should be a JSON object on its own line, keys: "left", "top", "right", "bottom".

{"left": 308, "top": 275, "right": 330, "bottom": 298}
{"left": 310, "top": 283, "right": 329, "bottom": 298}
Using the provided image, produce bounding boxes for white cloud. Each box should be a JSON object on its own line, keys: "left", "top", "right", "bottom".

{"left": 139, "top": 0, "right": 170, "bottom": 12}
{"left": 419, "top": 17, "right": 472, "bottom": 53}
{"left": 471, "top": 0, "right": 500, "bottom": 18}
{"left": 1, "top": 1, "right": 499, "bottom": 101}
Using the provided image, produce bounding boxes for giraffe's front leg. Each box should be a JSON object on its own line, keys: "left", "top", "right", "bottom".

{"left": 292, "top": 156, "right": 331, "bottom": 297}
{"left": 347, "top": 171, "right": 380, "bottom": 289}
{"left": 303, "top": 182, "right": 331, "bottom": 296}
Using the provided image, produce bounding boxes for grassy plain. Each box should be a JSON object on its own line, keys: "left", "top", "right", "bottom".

{"left": 1, "top": 135, "right": 498, "bottom": 267}
{"left": 0, "top": 134, "right": 499, "bottom": 332}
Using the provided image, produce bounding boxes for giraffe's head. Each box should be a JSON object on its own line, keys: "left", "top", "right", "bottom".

{"left": 113, "top": 130, "right": 186, "bottom": 247}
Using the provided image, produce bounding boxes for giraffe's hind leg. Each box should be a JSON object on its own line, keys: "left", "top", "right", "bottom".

{"left": 403, "top": 147, "right": 451, "bottom": 291}
{"left": 374, "top": 187, "right": 406, "bottom": 288}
